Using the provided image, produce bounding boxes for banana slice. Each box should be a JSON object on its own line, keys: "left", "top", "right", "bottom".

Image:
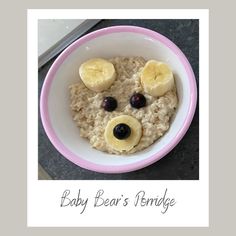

{"left": 79, "top": 58, "right": 116, "bottom": 92}
{"left": 141, "top": 60, "right": 174, "bottom": 97}
{"left": 104, "top": 115, "right": 142, "bottom": 152}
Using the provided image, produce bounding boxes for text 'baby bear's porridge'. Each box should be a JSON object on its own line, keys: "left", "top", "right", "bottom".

{"left": 69, "top": 57, "right": 178, "bottom": 155}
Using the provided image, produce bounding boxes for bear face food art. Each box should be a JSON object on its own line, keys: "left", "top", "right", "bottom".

{"left": 69, "top": 57, "right": 178, "bottom": 155}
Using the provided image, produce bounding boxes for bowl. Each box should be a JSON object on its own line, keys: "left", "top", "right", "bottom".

{"left": 40, "top": 25, "right": 197, "bottom": 174}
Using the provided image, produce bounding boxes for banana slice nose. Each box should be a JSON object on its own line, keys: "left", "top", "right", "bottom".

{"left": 104, "top": 115, "right": 142, "bottom": 152}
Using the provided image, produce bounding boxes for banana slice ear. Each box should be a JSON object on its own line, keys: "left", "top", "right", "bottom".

{"left": 79, "top": 58, "right": 116, "bottom": 92}
{"left": 140, "top": 60, "right": 174, "bottom": 97}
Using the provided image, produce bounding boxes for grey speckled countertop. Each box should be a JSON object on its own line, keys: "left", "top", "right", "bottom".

{"left": 38, "top": 19, "right": 199, "bottom": 180}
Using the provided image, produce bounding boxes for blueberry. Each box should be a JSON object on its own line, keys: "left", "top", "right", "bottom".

{"left": 130, "top": 93, "right": 146, "bottom": 109}
{"left": 113, "top": 123, "right": 131, "bottom": 140}
{"left": 102, "top": 96, "right": 117, "bottom": 112}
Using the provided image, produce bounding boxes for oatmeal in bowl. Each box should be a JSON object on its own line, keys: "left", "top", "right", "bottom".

{"left": 40, "top": 25, "right": 197, "bottom": 173}
{"left": 69, "top": 56, "right": 178, "bottom": 155}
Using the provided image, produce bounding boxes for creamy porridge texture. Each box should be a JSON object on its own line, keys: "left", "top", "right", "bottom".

{"left": 69, "top": 57, "right": 178, "bottom": 154}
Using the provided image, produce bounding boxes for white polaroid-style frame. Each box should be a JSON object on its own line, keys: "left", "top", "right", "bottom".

{"left": 27, "top": 9, "right": 209, "bottom": 227}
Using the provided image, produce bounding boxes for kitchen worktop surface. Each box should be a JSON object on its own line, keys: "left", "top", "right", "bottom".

{"left": 38, "top": 19, "right": 199, "bottom": 180}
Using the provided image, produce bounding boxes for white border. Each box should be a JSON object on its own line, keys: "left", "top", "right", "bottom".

{"left": 27, "top": 9, "right": 209, "bottom": 227}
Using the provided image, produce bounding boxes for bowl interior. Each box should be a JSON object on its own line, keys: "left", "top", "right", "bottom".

{"left": 45, "top": 30, "right": 191, "bottom": 167}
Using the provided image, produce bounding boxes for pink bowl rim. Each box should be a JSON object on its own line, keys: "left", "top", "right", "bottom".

{"left": 40, "top": 25, "right": 197, "bottom": 174}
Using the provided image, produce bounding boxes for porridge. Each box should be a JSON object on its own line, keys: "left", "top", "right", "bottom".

{"left": 69, "top": 56, "right": 178, "bottom": 155}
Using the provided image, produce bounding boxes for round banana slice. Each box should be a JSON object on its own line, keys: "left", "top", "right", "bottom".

{"left": 104, "top": 115, "right": 142, "bottom": 152}
{"left": 79, "top": 58, "right": 116, "bottom": 92}
{"left": 141, "top": 60, "right": 174, "bottom": 97}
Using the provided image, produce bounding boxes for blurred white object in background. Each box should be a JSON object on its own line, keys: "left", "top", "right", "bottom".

{"left": 38, "top": 19, "right": 101, "bottom": 68}
{"left": 38, "top": 19, "right": 86, "bottom": 56}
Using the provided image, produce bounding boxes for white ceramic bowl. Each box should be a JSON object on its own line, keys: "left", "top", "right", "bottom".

{"left": 40, "top": 26, "right": 197, "bottom": 173}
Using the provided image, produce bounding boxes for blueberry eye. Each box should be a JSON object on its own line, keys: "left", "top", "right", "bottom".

{"left": 130, "top": 93, "right": 146, "bottom": 109}
{"left": 102, "top": 96, "right": 117, "bottom": 112}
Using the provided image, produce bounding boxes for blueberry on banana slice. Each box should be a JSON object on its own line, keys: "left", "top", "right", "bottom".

{"left": 104, "top": 115, "right": 142, "bottom": 152}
